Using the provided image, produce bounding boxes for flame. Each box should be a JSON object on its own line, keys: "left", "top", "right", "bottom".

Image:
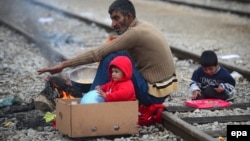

{"left": 51, "top": 81, "right": 75, "bottom": 99}
{"left": 61, "top": 90, "right": 75, "bottom": 99}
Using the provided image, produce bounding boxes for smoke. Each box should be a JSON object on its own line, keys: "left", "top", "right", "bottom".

{"left": 0, "top": 0, "right": 67, "bottom": 67}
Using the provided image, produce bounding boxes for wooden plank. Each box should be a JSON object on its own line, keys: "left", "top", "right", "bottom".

{"left": 181, "top": 115, "right": 250, "bottom": 124}
{"left": 204, "top": 130, "right": 226, "bottom": 137}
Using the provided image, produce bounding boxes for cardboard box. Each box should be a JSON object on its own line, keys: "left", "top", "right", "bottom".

{"left": 56, "top": 98, "right": 138, "bottom": 138}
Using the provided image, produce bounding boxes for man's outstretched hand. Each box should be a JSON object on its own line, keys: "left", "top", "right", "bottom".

{"left": 37, "top": 63, "right": 64, "bottom": 75}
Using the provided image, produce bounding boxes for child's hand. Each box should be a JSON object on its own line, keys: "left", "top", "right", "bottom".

{"left": 95, "top": 85, "right": 101, "bottom": 91}
{"left": 215, "top": 86, "right": 224, "bottom": 93}
{"left": 95, "top": 86, "right": 106, "bottom": 99}
{"left": 98, "top": 90, "right": 107, "bottom": 99}
{"left": 192, "top": 90, "right": 201, "bottom": 100}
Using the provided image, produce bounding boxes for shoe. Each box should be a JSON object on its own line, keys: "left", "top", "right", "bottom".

{"left": 226, "top": 90, "right": 236, "bottom": 101}
{"left": 226, "top": 95, "right": 235, "bottom": 102}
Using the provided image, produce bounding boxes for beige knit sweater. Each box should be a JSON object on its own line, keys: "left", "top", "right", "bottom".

{"left": 69, "top": 19, "right": 176, "bottom": 83}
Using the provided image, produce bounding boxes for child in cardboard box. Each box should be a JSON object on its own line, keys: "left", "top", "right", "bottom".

{"left": 96, "top": 55, "right": 136, "bottom": 102}
{"left": 189, "top": 50, "right": 236, "bottom": 101}
{"left": 81, "top": 56, "right": 136, "bottom": 104}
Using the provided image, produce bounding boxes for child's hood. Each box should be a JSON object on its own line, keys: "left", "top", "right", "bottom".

{"left": 109, "top": 56, "right": 133, "bottom": 81}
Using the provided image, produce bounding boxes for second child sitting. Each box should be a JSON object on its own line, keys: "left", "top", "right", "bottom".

{"left": 95, "top": 56, "right": 136, "bottom": 102}
{"left": 190, "top": 50, "right": 236, "bottom": 101}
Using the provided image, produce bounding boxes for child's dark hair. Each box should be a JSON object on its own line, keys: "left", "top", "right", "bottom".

{"left": 200, "top": 50, "right": 218, "bottom": 67}
{"left": 108, "top": 0, "right": 136, "bottom": 18}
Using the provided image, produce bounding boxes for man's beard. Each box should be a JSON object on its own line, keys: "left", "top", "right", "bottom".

{"left": 117, "top": 20, "right": 129, "bottom": 35}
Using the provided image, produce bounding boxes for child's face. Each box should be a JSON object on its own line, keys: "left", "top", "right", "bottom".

{"left": 111, "top": 67, "right": 124, "bottom": 81}
{"left": 202, "top": 65, "right": 219, "bottom": 76}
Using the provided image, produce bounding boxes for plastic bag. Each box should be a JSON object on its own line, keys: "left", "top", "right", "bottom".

{"left": 138, "top": 104, "right": 165, "bottom": 126}
{"left": 80, "top": 90, "right": 104, "bottom": 104}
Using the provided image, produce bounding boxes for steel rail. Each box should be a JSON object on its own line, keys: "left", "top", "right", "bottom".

{"left": 0, "top": 17, "right": 67, "bottom": 63}
{"left": 162, "top": 111, "right": 217, "bottom": 141}
{"left": 31, "top": 0, "right": 113, "bottom": 33}
{"left": 160, "top": 0, "right": 250, "bottom": 18}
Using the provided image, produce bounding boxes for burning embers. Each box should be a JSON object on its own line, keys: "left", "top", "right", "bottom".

{"left": 34, "top": 76, "right": 82, "bottom": 112}
{"left": 0, "top": 76, "right": 83, "bottom": 131}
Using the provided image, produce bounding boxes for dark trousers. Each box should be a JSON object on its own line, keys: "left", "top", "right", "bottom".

{"left": 89, "top": 51, "right": 167, "bottom": 106}
{"left": 196, "top": 87, "right": 229, "bottom": 100}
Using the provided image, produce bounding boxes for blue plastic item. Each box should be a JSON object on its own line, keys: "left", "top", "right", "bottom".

{"left": 80, "top": 90, "right": 104, "bottom": 104}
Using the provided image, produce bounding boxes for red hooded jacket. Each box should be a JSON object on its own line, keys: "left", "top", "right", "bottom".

{"left": 100, "top": 56, "right": 136, "bottom": 102}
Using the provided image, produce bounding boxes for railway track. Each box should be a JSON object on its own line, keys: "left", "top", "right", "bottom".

{"left": 161, "top": 0, "right": 250, "bottom": 18}
{"left": 164, "top": 102, "right": 250, "bottom": 139}
{"left": 0, "top": 0, "right": 249, "bottom": 140}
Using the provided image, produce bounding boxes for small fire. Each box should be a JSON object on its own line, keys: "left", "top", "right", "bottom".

{"left": 52, "top": 81, "right": 75, "bottom": 99}
{"left": 61, "top": 91, "right": 75, "bottom": 99}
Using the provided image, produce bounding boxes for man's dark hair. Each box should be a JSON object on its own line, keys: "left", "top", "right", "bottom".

{"left": 200, "top": 50, "right": 218, "bottom": 67}
{"left": 108, "top": 0, "right": 136, "bottom": 18}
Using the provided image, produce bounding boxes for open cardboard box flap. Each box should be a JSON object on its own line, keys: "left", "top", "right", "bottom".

{"left": 56, "top": 98, "right": 138, "bottom": 138}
